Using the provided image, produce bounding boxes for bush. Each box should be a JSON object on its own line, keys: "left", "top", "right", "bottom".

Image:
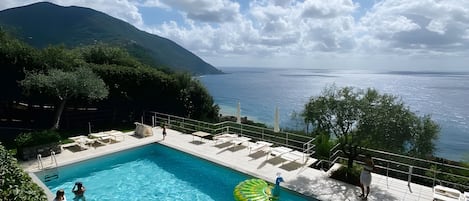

{"left": 0, "top": 143, "right": 47, "bottom": 200}
{"left": 330, "top": 165, "right": 362, "bottom": 186}
{"left": 15, "top": 130, "right": 62, "bottom": 160}
{"left": 15, "top": 130, "right": 61, "bottom": 148}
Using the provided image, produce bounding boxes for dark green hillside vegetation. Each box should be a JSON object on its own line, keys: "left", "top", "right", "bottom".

{"left": 0, "top": 2, "right": 222, "bottom": 75}
{"left": 0, "top": 30, "right": 219, "bottom": 145}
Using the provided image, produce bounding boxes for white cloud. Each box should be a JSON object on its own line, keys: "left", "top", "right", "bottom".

{"left": 0, "top": 0, "right": 144, "bottom": 27}
{"left": 148, "top": 0, "right": 242, "bottom": 23}
{"left": 301, "top": 0, "right": 357, "bottom": 19}
{"left": 359, "top": 0, "right": 469, "bottom": 54}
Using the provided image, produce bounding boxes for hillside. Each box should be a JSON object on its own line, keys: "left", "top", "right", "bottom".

{"left": 0, "top": 2, "right": 222, "bottom": 75}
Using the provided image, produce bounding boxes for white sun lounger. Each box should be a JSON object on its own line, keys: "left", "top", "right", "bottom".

{"left": 280, "top": 150, "right": 307, "bottom": 163}
{"left": 226, "top": 136, "right": 251, "bottom": 149}
{"left": 68, "top": 136, "right": 95, "bottom": 150}
{"left": 248, "top": 141, "right": 273, "bottom": 153}
{"left": 463, "top": 192, "right": 469, "bottom": 201}
{"left": 433, "top": 185, "right": 462, "bottom": 201}
{"left": 89, "top": 130, "right": 126, "bottom": 143}
{"left": 267, "top": 146, "right": 292, "bottom": 159}
{"left": 191, "top": 131, "right": 212, "bottom": 142}
{"left": 231, "top": 136, "right": 251, "bottom": 145}
{"left": 213, "top": 133, "right": 238, "bottom": 144}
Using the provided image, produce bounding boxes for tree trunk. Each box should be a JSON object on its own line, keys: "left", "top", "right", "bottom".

{"left": 52, "top": 99, "right": 66, "bottom": 130}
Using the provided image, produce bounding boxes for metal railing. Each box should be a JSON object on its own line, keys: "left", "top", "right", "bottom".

{"left": 142, "top": 111, "right": 468, "bottom": 191}
{"left": 327, "top": 143, "right": 469, "bottom": 191}
{"left": 37, "top": 154, "right": 44, "bottom": 170}
{"left": 143, "top": 111, "right": 315, "bottom": 153}
{"left": 50, "top": 151, "right": 58, "bottom": 167}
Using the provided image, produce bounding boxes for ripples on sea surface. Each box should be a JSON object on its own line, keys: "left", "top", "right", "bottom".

{"left": 198, "top": 67, "right": 469, "bottom": 161}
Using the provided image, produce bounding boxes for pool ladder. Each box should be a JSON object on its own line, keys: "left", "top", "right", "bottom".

{"left": 37, "top": 151, "right": 60, "bottom": 182}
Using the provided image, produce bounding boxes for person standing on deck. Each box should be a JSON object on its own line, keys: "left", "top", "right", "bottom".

{"left": 359, "top": 155, "right": 374, "bottom": 200}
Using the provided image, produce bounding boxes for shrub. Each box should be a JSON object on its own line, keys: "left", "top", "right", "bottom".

{"left": 15, "top": 130, "right": 61, "bottom": 148}
{"left": 330, "top": 164, "right": 362, "bottom": 186}
{"left": 0, "top": 143, "right": 47, "bottom": 200}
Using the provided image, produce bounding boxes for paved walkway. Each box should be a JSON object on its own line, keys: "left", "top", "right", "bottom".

{"left": 22, "top": 127, "right": 434, "bottom": 201}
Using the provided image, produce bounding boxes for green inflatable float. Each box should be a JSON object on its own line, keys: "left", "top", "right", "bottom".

{"left": 233, "top": 179, "right": 278, "bottom": 201}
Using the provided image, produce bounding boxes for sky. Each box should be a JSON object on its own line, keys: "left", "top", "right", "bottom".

{"left": 2, "top": 0, "right": 469, "bottom": 70}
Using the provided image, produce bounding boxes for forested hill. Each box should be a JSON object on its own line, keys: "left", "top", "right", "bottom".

{"left": 0, "top": 2, "right": 222, "bottom": 75}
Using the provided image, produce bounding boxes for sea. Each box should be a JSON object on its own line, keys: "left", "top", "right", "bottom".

{"left": 198, "top": 67, "right": 469, "bottom": 162}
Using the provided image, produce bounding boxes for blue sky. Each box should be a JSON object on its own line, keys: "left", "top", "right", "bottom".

{"left": 2, "top": 0, "right": 469, "bottom": 70}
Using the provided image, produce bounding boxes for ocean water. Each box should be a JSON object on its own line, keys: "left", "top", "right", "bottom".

{"left": 198, "top": 67, "right": 469, "bottom": 161}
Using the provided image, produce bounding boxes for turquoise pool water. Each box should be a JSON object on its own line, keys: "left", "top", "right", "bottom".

{"left": 38, "top": 144, "right": 316, "bottom": 201}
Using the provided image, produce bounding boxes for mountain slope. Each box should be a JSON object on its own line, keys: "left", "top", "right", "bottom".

{"left": 0, "top": 2, "right": 222, "bottom": 75}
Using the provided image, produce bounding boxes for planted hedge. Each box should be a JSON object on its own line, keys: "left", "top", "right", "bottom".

{"left": 0, "top": 143, "right": 47, "bottom": 200}
{"left": 15, "top": 130, "right": 62, "bottom": 160}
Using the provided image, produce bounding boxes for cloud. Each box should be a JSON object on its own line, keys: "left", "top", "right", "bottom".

{"left": 2, "top": 0, "right": 469, "bottom": 69}
{"left": 359, "top": 0, "right": 469, "bottom": 54}
{"left": 301, "top": 0, "right": 357, "bottom": 19}
{"left": 143, "top": 0, "right": 242, "bottom": 23}
{"left": 1, "top": 0, "right": 144, "bottom": 27}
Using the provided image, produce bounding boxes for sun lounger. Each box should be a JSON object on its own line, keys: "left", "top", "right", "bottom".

{"left": 226, "top": 136, "right": 251, "bottom": 149}
{"left": 433, "top": 185, "right": 462, "bottom": 201}
{"left": 89, "top": 130, "right": 125, "bottom": 143}
{"left": 464, "top": 192, "right": 469, "bottom": 201}
{"left": 89, "top": 132, "right": 113, "bottom": 143}
{"left": 213, "top": 133, "right": 238, "bottom": 144}
{"left": 267, "top": 146, "right": 292, "bottom": 160}
{"left": 248, "top": 141, "right": 273, "bottom": 153}
{"left": 280, "top": 150, "right": 307, "bottom": 163}
{"left": 69, "top": 136, "right": 95, "bottom": 150}
{"left": 231, "top": 136, "right": 251, "bottom": 145}
{"left": 191, "top": 131, "right": 212, "bottom": 142}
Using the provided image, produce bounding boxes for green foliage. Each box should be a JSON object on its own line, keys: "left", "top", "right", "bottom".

{"left": 39, "top": 46, "right": 84, "bottom": 71}
{"left": 15, "top": 130, "right": 61, "bottom": 148}
{"left": 2, "top": 29, "right": 220, "bottom": 130}
{"left": 0, "top": 143, "right": 47, "bottom": 200}
{"left": 21, "top": 67, "right": 109, "bottom": 101}
{"left": 302, "top": 85, "right": 440, "bottom": 168}
{"left": 20, "top": 67, "right": 109, "bottom": 129}
{"left": 79, "top": 44, "right": 141, "bottom": 67}
{"left": 315, "top": 133, "right": 335, "bottom": 160}
{"left": 330, "top": 165, "right": 362, "bottom": 186}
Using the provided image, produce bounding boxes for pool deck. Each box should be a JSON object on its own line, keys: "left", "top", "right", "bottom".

{"left": 22, "top": 127, "right": 434, "bottom": 201}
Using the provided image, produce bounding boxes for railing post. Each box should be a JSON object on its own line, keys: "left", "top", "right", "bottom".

{"left": 88, "top": 122, "right": 91, "bottom": 134}
{"left": 261, "top": 129, "right": 264, "bottom": 140}
{"left": 152, "top": 116, "right": 155, "bottom": 127}
{"left": 407, "top": 166, "right": 413, "bottom": 187}
{"left": 286, "top": 133, "right": 289, "bottom": 145}
{"left": 37, "top": 154, "right": 43, "bottom": 170}
{"left": 386, "top": 161, "right": 389, "bottom": 188}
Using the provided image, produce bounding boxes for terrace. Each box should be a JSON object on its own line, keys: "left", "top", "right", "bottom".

{"left": 22, "top": 111, "right": 468, "bottom": 201}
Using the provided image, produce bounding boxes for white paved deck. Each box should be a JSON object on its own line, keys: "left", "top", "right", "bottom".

{"left": 22, "top": 127, "right": 434, "bottom": 201}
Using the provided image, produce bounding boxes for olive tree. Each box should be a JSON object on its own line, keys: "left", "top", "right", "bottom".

{"left": 21, "top": 67, "right": 109, "bottom": 129}
{"left": 302, "top": 85, "right": 439, "bottom": 169}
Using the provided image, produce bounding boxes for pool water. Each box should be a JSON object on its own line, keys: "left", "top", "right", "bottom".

{"left": 39, "top": 144, "right": 316, "bottom": 201}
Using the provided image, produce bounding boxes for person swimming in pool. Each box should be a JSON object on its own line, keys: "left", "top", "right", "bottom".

{"left": 72, "top": 182, "right": 86, "bottom": 201}
{"left": 53, "top": 189, "right": 67, "bottom": 201}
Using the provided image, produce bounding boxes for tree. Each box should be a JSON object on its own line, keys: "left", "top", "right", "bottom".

{"left": 21, "top": 67, "right": 109, "bottom": 129}
{"left": 302, "top": 85, "right": 439, "bottom": 170}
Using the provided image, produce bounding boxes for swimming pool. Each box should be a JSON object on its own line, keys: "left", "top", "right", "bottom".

{"left": 37, "top": 144, "right": 316, "bottom": 200}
